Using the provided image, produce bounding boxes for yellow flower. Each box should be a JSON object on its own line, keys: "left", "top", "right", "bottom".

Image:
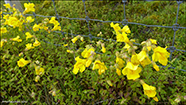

{"left": 116, "top": 32, "right": 129, "bottom": 43}
{"left": 1, "top": 27, "right": 7, "bottom": 34}
{"left": 92, "top": 60, "right": 107, "bottom": 75}
{"left": 33, "top": 24, "right": 40, "bottom": 31}
{"left": 0, "top": 39, "right": 7, "bottom": 47}
{"left": 8, "top": 16, "right": 19, "bottom": 28}
{"left": 67, "top": 50, "right": 71, "bottom": 53}
{"left": 26, "top": 43, "right": 34, "bottom": 50}
{"left": 121, "top": 25, "right": 131, "bottom": 34}
{"left": 63, "top": 44, "right": 68, "bottom": 46}
{"left": 137, "top": 51, "right": 151, "bottom": 67}
{"left": 153, "top": 97, "right": 159, "bottom": 102}
{"left": 3, "top": 3, "right": 11, "bottom": 9}
{"left": 122, "top": 62, "right": 141, "bottom": 80}
{"left": 3, "top": 14, "right": 9, "bottom": 20}
{"left": 42, "top": 26, "right": 48, "bottom": 31}
{"left": 26, "top": 16, "right": 34, "bottom": 23}
{"left": 101, "top": 45, "right": 106, "bottom": 53}
{"left": 72, "top": 56, "right": 87, "bottom": 74}
{"left": 25, "top": 32, "right": 33, "bottom": 40}
{"left": 152, "top": 46, "right": 170, "bottom": 66}
{"left": 152, "top": 63, "right": 159, "bottom": 71}
{"left": 17, "top": 58, "right": 30, "bottom": 67}
{"left": 116, "top": 57, "right": 125, "bottom": 69}
{"left": 24, "top": 3, "right": 35, "bottom": 13}
{"left": 52, "top": 25, "right": 61, "bottom": 31}
{"left": 12, "top": 36, "right": 22, "bottom": 42}
{"left": 86, "top": 56, "right": 94, "bottom": 67}
{"left": 19, "top": 52, "right": 23, "bottom": 56}
{"left": 71, "top": 35, "right": 80, "bottom": 43}
{"left": 35, "top": 66, "right": 45, "bottom": 75}
{"left": 33, "top": 39, "right": 41, "bottom": 47}
{"left": 150, "top": 39, "right": 157, "bottom": 45}
{"left": 49, "top": 17, "right": 59, "bottom": 25}
{"left": 123, "top": 43, "right": 130, "bottom": 50}
{"left": 35, "top": 75, "right": 40, "bottom": 82}
{"left": 142, "top": 83, "right": 157, "bottom": 98}
{"left": 97, "top": 32, "right": 102, "bottom": 36}
{"left": 116, "top": 68, "right": 121, "bottom": 76}
{"left": 131, "top": 54, "right": 140, "bottom": 65}
{"left": 81, "top": 47, "right": 95, "bottom": 58}
{"left": 66, "top": 50, "right": 73, "bottom": 53}
{"left": 140, "top": 57, "right": 151, "bottom": 67}
{"left": 110, "top": 22, "right": 121, "bottom": 33}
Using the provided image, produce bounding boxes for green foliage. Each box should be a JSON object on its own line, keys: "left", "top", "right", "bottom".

{"left": 1, "top": 1, "right": 186, "bottom": 105}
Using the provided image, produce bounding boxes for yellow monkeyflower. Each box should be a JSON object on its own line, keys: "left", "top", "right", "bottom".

{"left": 1, "top": 27, "right": 7, "bottom": 34}
{"left": 24, "top": 3, "right": 35, "bottom": 13}
{"left": 42, "top": 26, "right": 48, "bottom": 31}
{"left": 49, "top": 17, "right": 59, "bottom": 25}
{"left": 3, "top": 3, "right": 11, "bottom": 9}
{"left": 1, "top": 41, "right": 5, "bottom": 47}
{"left": 71, "top": 35, "right": 80, "bottom": 43}
{"left": 140, "top": 80, "right": 158, "bottom": 101}
{"left": 137, "top": 51, "right": 151, "bottom": 67}
{"left": 152, "top": 62, "right": 159, "bottom": 71}
{"left": 143, "top": 83, "right": 157, "bottom": 98}
{"left": 92, "top": 60, "right": 107, "bottom": 75}
{"left": 140, "top": 57, "right": 151, "bottom": 67}
{"left": 121, "top": 25, "right": 131, "bottom": 34}
{"left": 12, "top": 36, "right": 22, "bottom": 42}
{"left": 3, "top": 14, "right": 9, "bottom": 20}
{"left": 0, "top": 39, "right": 7, "bottom": 47}
{"left": 86, "top": 56, "right": 94, "bottom": 67}
{"left": 131, "top": 54, "right": 140, "bottom": 65}
{"left": 66, "top": 50, "right": 71, "bottom": 53}
{"left": 81, "top": 46, "right": 95, "bottom": 58}
{"left": 52, "top": 25, "right": 61, "bottom": 31}
{"left": 63, "top": 44, "right": 68, "bottom": 46}
{"left": 116, "top": 68, "right": 121, "bottom": 76}
{"left": 8, "top": 16, "right": 19, "bottom": 28}
{"left": 35, "top": 66, "right": 45, "bottom": 75}
{"left": 150, "top": 39, "right": 157, "bottom": 45}
{"left": 110, "top": 22, "right": 121, "bottom": 33}
{"left": 152, "top": 46, "right": 170, "bottom": 66}
{"left": 26, "top": 16, "right": 34, "bottom": 23}
{"left": 25, "top": 32, "right": 33, "bottom": 40}
{"left": 101, "top": 44, "right": 106, "bottom": 53}
{"left": 122, "top": 62, "right": 141, "bottom": 80}
{"left": 123, "top": 43, "right": 130, "bottom": 50}
{"left": 33, "top": 24, "right": 40, "bottom": 31}
{"left": 116, "top": 32, "right": 129, "bottom": 43}
{"left": 26, "top": 43, "right": 34, "bottom": 50}
{"left": 33, "top": 39, "right": 41, "bottom": 47}
{"left": 72, "top": 56, "right": 87, "bottom": 74}
{"left": 116, "top": 57, "right": 125, "bottom": 69}
{"left": 17, "top": 58, "right": 30, "bottom": 67}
